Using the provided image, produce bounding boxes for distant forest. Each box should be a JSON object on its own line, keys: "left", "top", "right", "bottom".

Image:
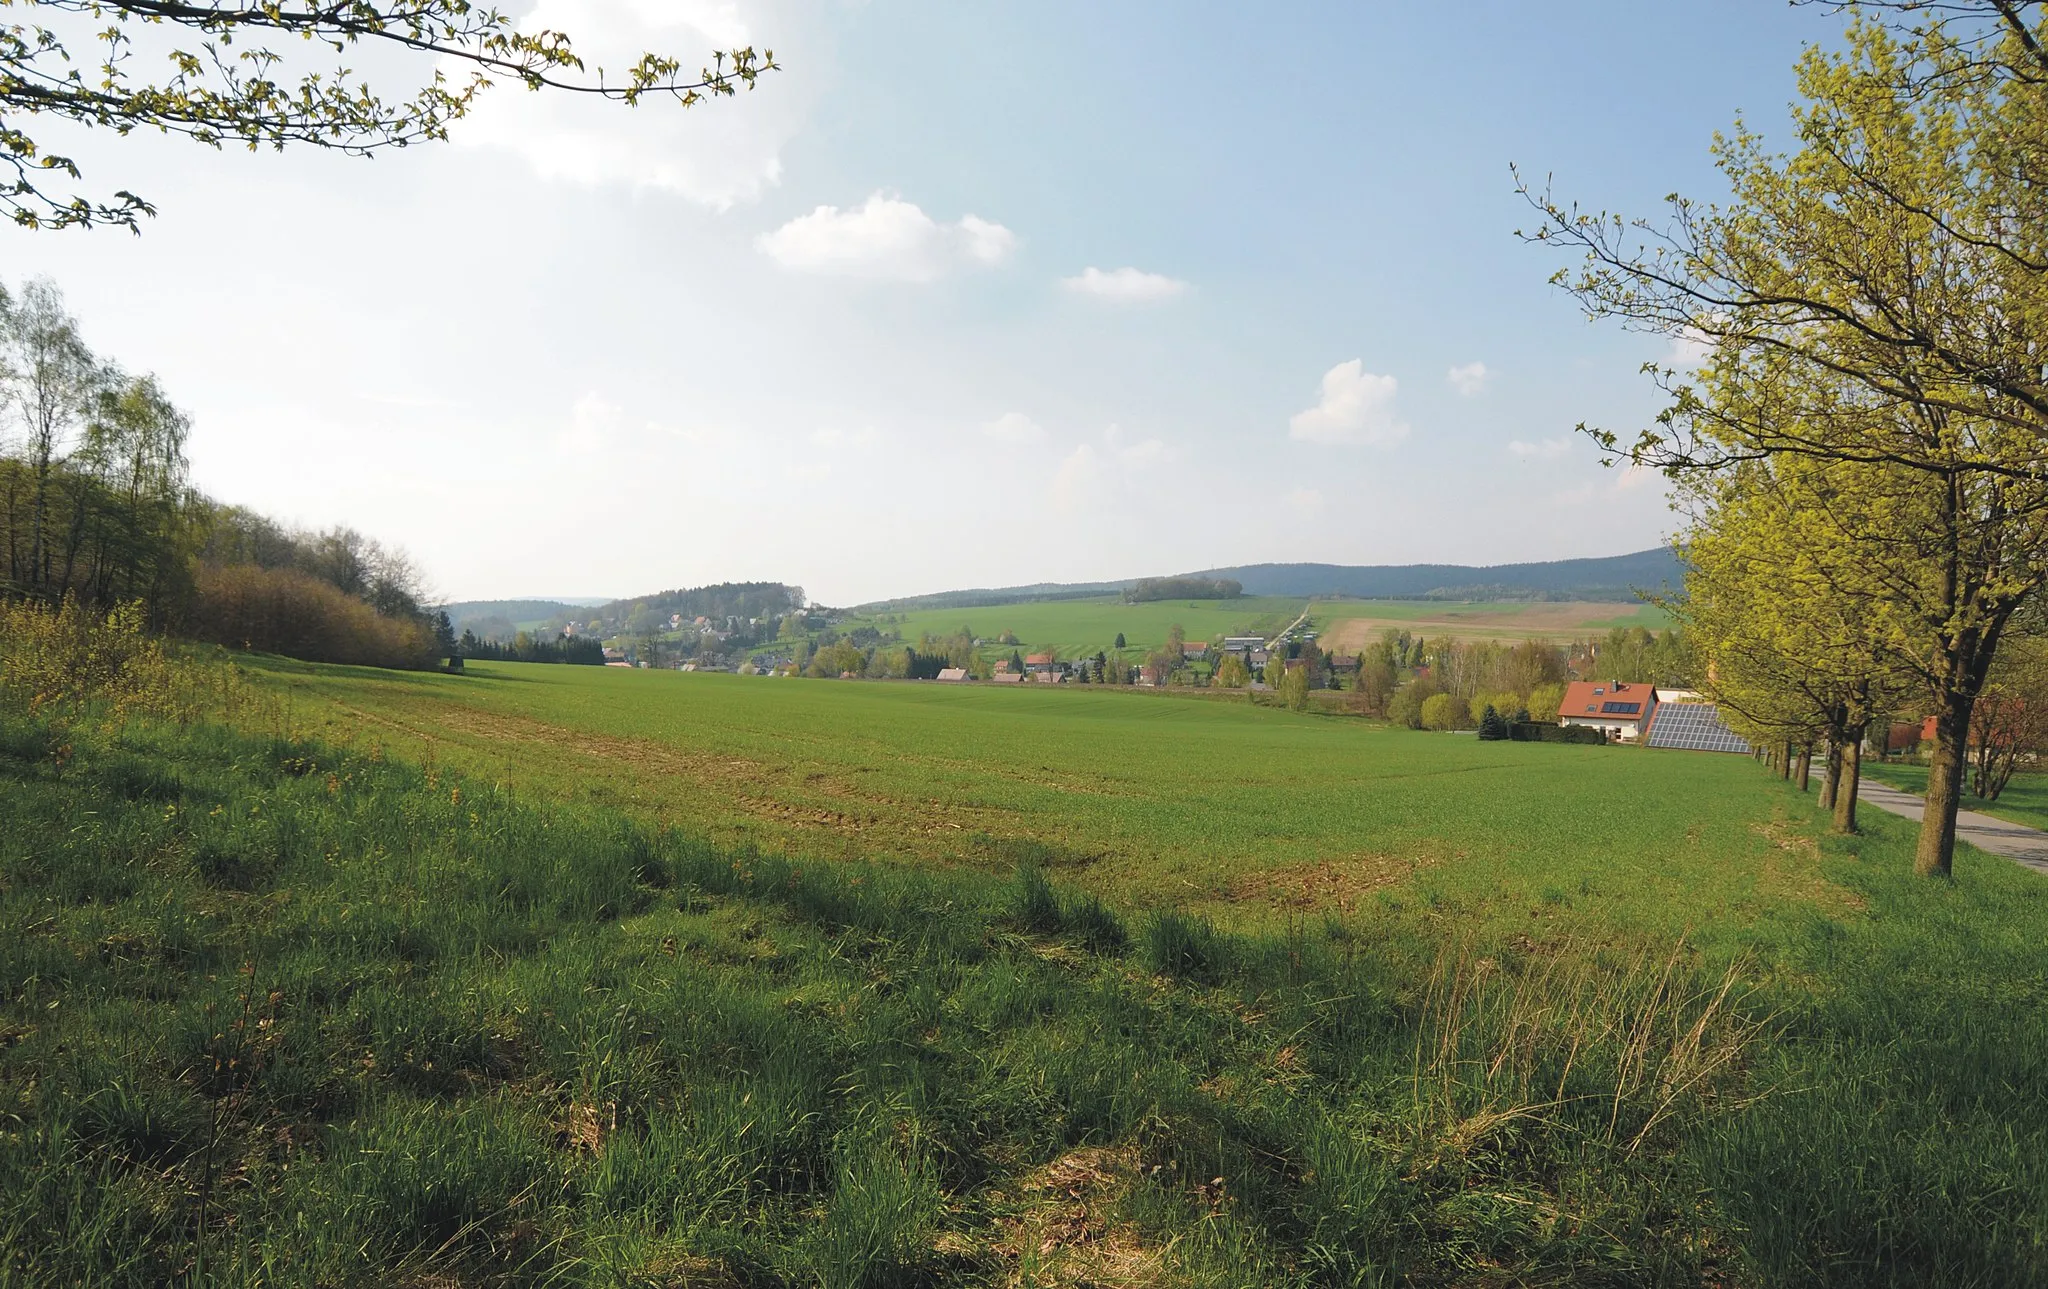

{"left": 1124, "top": 576, "right": 1241, "bottom": 603}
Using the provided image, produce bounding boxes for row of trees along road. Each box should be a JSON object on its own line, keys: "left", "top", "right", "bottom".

{"left": 1526, "top": 2, "right": 2048, "bottom": 878}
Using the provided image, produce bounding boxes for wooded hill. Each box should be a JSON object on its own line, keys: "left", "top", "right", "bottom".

{"left": 856, "top": 548, "right": 1679, "bottom": 613}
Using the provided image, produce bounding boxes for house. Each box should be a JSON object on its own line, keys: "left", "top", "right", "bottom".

{"left": 1330, "top": 654, "right": 1359, "bottom": 673}
{"left": 1558, "top": 680, "right": 1659, "bottom": 742}
{"left": 990, "top": 671, "right": 1024, "bottom": 683}
{"left": 1023, "top": 653, "right": 1064, "bottom": 676}
{"left": 1138, "top": 664, "right": 1164, "bottom": 687}
{"left": 1249, "top": 648, "right": 1270, "bottom": 668}
{"left": 1181, "top": 641, "right": 1210, "bottom": 662}
{"left": 936, "top": 667, "right": 968, "bottom": 682}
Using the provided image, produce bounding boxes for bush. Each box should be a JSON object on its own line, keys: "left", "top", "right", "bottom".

{"left": 189, "top": 564, "right": 434, "bottom": 669}
{"left": 1510, "top": 721, "right": 1608, "bottom": 745}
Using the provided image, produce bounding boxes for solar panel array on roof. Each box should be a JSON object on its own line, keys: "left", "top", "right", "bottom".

{"left": 1645, "top": 702, "right": 1752, "bottom": 754}
{"left": 1600, "top": 701, "right": 1641, "bottom": 714}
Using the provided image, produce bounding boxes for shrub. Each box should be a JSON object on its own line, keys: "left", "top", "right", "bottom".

{"left": 188, "top": 564, "right": 434, "bottom": 669}
{"left": 1476, "top": 705, "right": 1511, "bottom": 740}
{"left": 1509, "top": 721, "right": 1608, "bottom": 745}
{"left": 1420, "top": 693, "right": 1472, "bottom": 731}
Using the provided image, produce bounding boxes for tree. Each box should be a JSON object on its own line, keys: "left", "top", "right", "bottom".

{"left": 1968, "top": 635, "right": 2048, "bottom": 800}
{"left": 0, "top": 1, "right": 775, "bottom": 230}
{"left": 1526, "top": 15, "right": 2048, "bottom": 875}
{"left": 1276, "top": 662, "right": 1310, "bottom": 713}
{"left": 1113, "top": 632, "right": 1126, "bottom": 650}
{"left": 1419, "top": 692, "right": 1470, "bottom": 731}
{"left": 0, "top": 279, "right": 98, "bottom": 596}
{"left": 1214, "top": 653, "right": 1250, "bottom": 688}
{"left": 1476, "top": 704, "right": 1511, "bottom": 740}
{"left": 1167, "top": 622, "right": 1186, "bottom": 662}
{"left": 1351, "top": 645, "right": 1398, "bottom": 716}
{"left": 1527, "top": 682, "right": 1566, "bottom": 723}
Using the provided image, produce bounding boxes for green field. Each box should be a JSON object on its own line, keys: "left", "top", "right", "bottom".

{"left": 8, "top": 644, "right": 2048, "bottom": 1285}
{"left": 851, "top": 595, "right": 1304, "bottom": 659}
{"left": 264, "top": 659, "right": 1823, "bottom": 919}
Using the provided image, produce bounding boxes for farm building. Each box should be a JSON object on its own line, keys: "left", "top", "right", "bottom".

{"left": 1558, "top": 680, "right": 1658, "bottom": 742}
{"left": 1221, "top": 636, "right": 1265, "bottom": 654}
{"left": 1182, "top": 642, "right": 1210, "bottom": 661}
{"left": 936, "top": 667, "right": 968, "bottom": 682}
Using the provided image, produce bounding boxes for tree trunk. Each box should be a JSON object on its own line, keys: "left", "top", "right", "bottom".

{"left": 1918, "top": 700, "right": 1971, "bottom": 878}
{"left": 1819, "top": 733, "right": 1841, "bottom": 811}
{"left": 1832, "top": 729, "right": 1863, "bottom": 833}
{"left": 1796, "top": 746, "right": 1811, "bottom": 792}
{"left": 1780, "top": 742, "right": 1794, "bottom": 780}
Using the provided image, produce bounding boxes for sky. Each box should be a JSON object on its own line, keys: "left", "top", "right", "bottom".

{"left": 0, "top": 0, "right": 1833, "bottom": 605}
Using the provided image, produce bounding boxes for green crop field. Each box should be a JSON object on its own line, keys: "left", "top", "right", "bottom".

{"left": 849, "top": 595, "right": 1304, "bottom": 659}
{"left": 261, "top": 658, "right": 1833, "bottom": 921}
{"left": 9, "top": 638, "right": 2048, "bottom": 1286}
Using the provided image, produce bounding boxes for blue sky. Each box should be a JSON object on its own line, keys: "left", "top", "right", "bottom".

{"left": 3, "top": 0, "right": 1826, "bottom": 604}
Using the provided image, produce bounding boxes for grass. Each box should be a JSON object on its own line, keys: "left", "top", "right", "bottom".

{"left": 7, "top": 694, "right": 2048, "bottom": 1285}
{"left": 5, "top": 618, "right": 2047, "bottom": 1285}
{"left": 849, "top": 595, "right": 1306, "bottom": 659}
{"left": 259, "top": 658, "right": 1857, "bottom": 925}
{"left": 1864, "top": 763, "right": 2048, "bottom": 834}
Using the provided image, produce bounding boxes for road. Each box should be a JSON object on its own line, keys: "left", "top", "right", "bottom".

{"left": 1858, "top": 778, "right": 2048, "bottom": 876}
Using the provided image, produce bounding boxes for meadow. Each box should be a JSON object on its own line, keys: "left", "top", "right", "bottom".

{"left": 5, "top": 638, "right": 2047, "bottom": 1286}
{"left": 260, "top": 659, "right": 1822, "bottom": 921}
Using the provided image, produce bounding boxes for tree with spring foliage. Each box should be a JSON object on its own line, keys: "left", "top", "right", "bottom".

{"left": 1674, "top": 454, "right": 1922, "bottom": 833}
{"left": 0, "top": 1, "right": 775, "bottom": 230}
{"left": 1526, "top": 14, "right": 2048, "bottom": 876}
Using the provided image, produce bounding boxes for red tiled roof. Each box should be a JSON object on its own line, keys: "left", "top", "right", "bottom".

{"left": 1559, "top": 680, "right": 1655, "bottom": 722}
{"left": 1025, "top": 653, "right": 1054, "bottom": 665}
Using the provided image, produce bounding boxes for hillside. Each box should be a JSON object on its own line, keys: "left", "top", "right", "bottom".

{"left": 1193, "top": 547, "right": 1683, "bottom": 600}
{"left": 857, "top": 548, "right": 1681, "bottom": 612}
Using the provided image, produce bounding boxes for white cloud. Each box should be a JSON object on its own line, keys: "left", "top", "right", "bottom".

{"left": 559, "top": 391, "right": 625, "bottom": 456}
{"left": 1050, "top": 443, "right": 1101, "bottom": 511}
{"left": 757, "top": 193, "right": 1016, "bottom": 280}
{"left": 982, "top": 412, "right": 1046, "bottom": 444}
{"left": 1106, "top": 423, "right": 1170, "bottom": 466}
{"left": 449, "top": 0, "right": 800, "bottom": 209}
{"left": 1050, "top": 425, "right": 1172, "bottom": 510}
{"left": 1286, "top": 487, "right": 1324, "bottom": 516}
{"left": 810, "top": 424, "right": 880, "bottom": 449}
{"left": 1508, "top": 436, "right": 1571, "bottom": 459}
{"left": 1666, "top": 322, "right": 1719, "bottom": 368}
{"left": 1447, "top": 361, "right": 1491, "bottom": 397}
{"left": 1061, "top": 266, "right": 1189, "bottom": 302}
{"left": 1288, "top": 360, "right": 1409, "bottom": 446}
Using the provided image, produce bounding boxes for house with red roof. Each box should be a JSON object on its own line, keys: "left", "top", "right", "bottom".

{"left": 1558, "top": 680, "right": 1659, "bottom": 742}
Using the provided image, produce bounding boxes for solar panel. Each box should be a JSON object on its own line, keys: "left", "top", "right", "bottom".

{"left": 1601, "top": 701, "right": 1641, "bottom": 714}
{"left": 1645, "top": 702, "right": 1752, "bottom": 754}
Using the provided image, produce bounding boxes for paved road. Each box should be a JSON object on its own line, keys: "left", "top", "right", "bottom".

{"left": 1858, "top": 779, "right": 2048, "bottom": 876}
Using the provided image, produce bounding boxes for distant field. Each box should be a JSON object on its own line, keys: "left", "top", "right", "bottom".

{"left": 851, "top": 594, "right": 1305, "bottom": 659}
{"left": 1316, "top": 598, "right": 1671, "bottom": 651}
{"left": 264, "top": 657, "right": 1843, "bottom": 922}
